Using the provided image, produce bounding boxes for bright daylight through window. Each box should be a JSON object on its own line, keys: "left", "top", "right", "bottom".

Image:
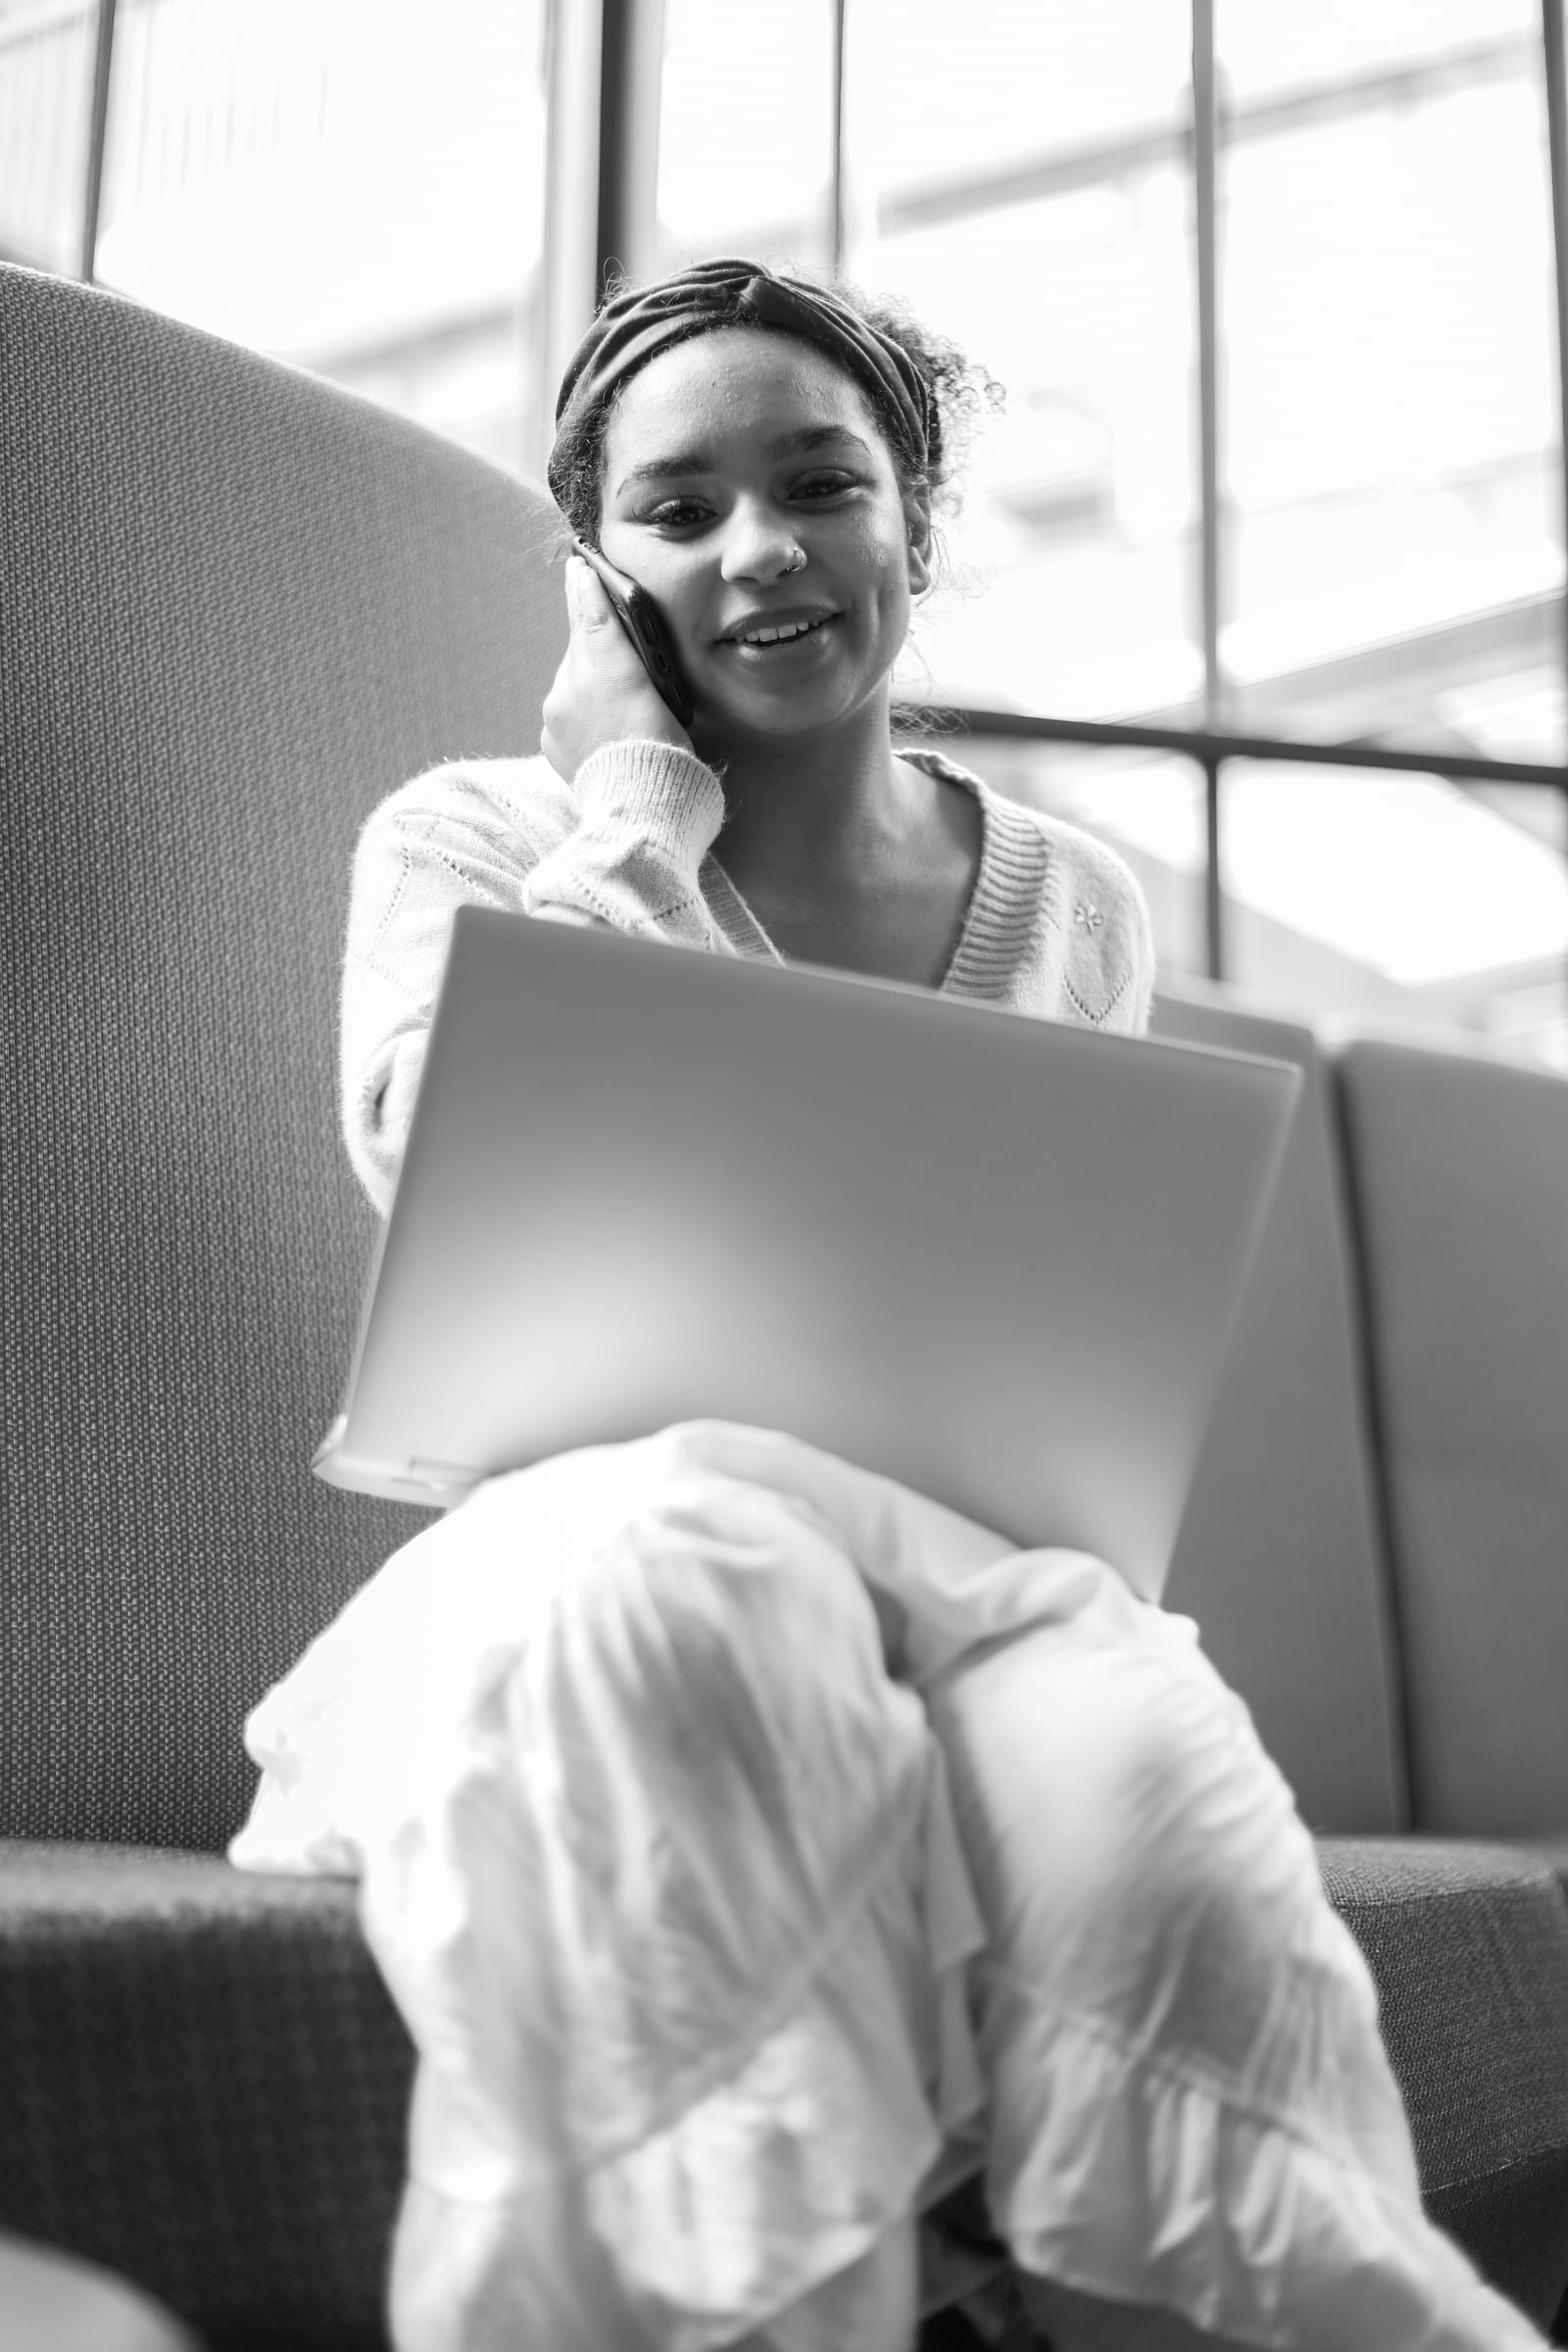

{"left": 7, "top": 0, "right": 1565, "bottom": 1058}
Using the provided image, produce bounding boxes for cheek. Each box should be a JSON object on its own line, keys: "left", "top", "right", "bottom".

{"left": 852, "top": 502, "right": 916, "bottom": 589}
{"left": 859, "top": 520, "right": 915, "bottom": 621}
{"left": 660, "top": 567, "right": 719, "bottom": 649}
{"left": 601, "top": 533, "right": 702, "bottom": 626}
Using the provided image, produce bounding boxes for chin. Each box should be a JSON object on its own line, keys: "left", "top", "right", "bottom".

{"left": 695, "top": 676, "right": 875, "bottom": 753}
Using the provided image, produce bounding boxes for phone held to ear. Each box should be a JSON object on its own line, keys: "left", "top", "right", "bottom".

{"left": 571, "top": 539, "right": 695, "bottom": 729}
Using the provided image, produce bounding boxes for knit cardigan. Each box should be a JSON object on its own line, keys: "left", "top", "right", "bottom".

{"left": 339, "top": 740, "right": 1157, "bottom": 1218}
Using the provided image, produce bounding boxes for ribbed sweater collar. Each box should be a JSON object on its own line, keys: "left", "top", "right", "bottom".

{"left": 699, "top": 751, "right": 1048, "bottom": 1003}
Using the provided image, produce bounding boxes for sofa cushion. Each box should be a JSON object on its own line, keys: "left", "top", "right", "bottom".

{"left": 1318, "top": 1835, "right": 1568, "bottom": 2328}
{"left": 0, "top": 1841, "right": 410, "bottom": 2350}
{"left": 1150, "top": 986, "right": 1406, "bottom": 1832}
{"left": 10, "top": 1837, "right": 1568, "bottom": 2343}
{"left": 1526, "top": 1837, "right": 1568, "bottom": 1905}
{"left": 1333, "top": 1033, "right": 1568, "bottom": 1836}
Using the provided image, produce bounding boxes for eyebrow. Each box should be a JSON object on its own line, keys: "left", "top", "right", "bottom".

{"left": 613, "top": 424, "right": 872, "bottom": 497}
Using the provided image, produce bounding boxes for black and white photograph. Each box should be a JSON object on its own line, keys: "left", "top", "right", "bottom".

{"left": 6, "top": 7, "right": 1568, "bottom": 2349}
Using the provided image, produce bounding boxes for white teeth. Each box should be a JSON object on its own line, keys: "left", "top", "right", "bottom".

{"left": 734, "top": 615, "right": 828, "bottom": 646}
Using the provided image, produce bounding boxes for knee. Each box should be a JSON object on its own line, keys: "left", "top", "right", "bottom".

{"left": 516, "top": 1465, "right": 927, "bottom": 1836}
{"left": 556, "top": 1468, "right": 883, "bottom": 1702}
{"left": 931, "top": 1619, "right": 1319, "bottom": 2008}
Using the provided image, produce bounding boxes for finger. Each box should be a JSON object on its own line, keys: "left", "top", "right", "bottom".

{"left": 571, "top": 560, "right": 615, "bottom": 631}
{"left": 564, "top": 555, "right": 585, "bottom": 625}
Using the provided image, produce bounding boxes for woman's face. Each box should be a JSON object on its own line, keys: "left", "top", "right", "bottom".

{"left": 597, "top": 328, "right": 930, "bottom": 751}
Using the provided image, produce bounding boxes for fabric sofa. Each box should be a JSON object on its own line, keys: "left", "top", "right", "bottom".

{"left": 1150, "top": 984, "right": 1568, "bottom": 2328}
{"left": 5, "top": 254, "right": 1568, "bottom": 2349}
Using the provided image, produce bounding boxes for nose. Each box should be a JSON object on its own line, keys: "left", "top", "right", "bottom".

{"left": 718, "top": 499, "right": 804, "bottom": 583}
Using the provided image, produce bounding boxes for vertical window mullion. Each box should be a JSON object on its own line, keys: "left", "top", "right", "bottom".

{"left": 830, "top": 0, "right": 847, "bottom": 270}
{"left": 1538, "top": 0, "right": 1568, "bottom": 1034}
{"left": 597, "top": 0, "right": 664, "bottom": 297}
{"left": 1541, "top": 0, "right": 1568, "bottom": 693}
{"left": 78, "top": 0, "right": 120, "bottom": 283}
{"left": 1203, "top": 752, "right": 1225, "bottom": 983}
{"left": 1192, "top": 0, "right": 1226, "bottom": 978}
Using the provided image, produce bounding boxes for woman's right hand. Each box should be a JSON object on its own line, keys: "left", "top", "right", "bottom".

{"left": 541, "top": 556, "right": 692, "bottom": 783}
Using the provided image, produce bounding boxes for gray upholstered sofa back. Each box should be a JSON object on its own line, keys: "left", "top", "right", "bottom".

{"left": 1152, "top": 988, "right": 1409, "bottom": 1832}
{"left": 1155, "top": 986, "right": 1568, "bottom": 1845}
{"left": 1, "top": 262, "right": 566, "bottom": 1850}
{"left": 1336, "top": 1034, "right": 1568, "bottom": 1836}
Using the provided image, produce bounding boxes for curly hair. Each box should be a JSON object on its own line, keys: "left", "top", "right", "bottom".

{"left": 548, "top": 262, "right": 1004, "bottom": 564}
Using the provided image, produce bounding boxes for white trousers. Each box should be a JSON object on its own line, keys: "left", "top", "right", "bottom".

{"left": 231, "top": 1423, "right": 1545, "bottom": 2352}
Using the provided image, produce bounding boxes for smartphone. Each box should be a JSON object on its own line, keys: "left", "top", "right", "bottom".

{"left": 571, "top": 538, "right": 694, "bottom": 729}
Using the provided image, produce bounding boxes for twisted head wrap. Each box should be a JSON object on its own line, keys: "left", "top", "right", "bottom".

{"left": 550, "top": 258, "right": 940, "bottom": 493}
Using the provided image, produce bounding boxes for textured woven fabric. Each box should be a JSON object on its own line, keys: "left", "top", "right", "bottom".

{"left": 1333, "top": 1034, "right": 1568, "bottom": 1837}
{"left": 1151, "top": 989, "right": 1407, "bottom": 1834}
{"left": 8, "top": 1834, "right": 1566, "bottom": 2345}
{"left": 1523, "top": 1834, "right": 1568, "bottom": 1900}
{"left": 0, "top": 1840, "right": 412, "bottom": 2349}
{"left": 1316, "top": 1835, "right": 1568, "bottom": 2326}
{"left": 1, "top": 261, "right": 567, "bottom": 1850}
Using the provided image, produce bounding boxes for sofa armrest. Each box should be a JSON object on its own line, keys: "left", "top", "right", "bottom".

{"left": 1318, "top": 1835, "right": 1568, "bottom": 2328}
{"left": 0, "top": 1841, "right": 411, "bottom": 2352}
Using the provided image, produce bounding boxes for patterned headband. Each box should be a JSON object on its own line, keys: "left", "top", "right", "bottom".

{"left": 550, "top": 257, "right": 938, "bottom": 484}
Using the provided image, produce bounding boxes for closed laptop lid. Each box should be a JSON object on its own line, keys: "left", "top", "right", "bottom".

{"left": 316, "top": 907, "right": 1298, "bottom": 1598}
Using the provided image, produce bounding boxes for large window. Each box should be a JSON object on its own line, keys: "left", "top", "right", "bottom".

{"left": 0, "top": 0, "right": 550, "bottom": 466}
{"left": 13, "top": 0, "right": 1568, "bottom": 1062}
{"left": 844, "top": 0, "right": 1199, "bottom": 722}
{"left": 1220, "top": 2, "right": 1561, "bottom": 767}
{"left": 833, "top": 0, "right": 1568, "bottom": 1061}
{"left": 654, "top": 0, "right": 837, "bottom": 271}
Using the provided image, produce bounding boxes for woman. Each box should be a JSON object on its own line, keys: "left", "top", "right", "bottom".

{"left": 233, "top": 261, "right": 1545, "bottom": 2352}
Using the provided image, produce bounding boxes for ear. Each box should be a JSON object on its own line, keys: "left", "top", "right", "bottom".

{"left": 906, "top": 491, "right": 934, "bottom": 598}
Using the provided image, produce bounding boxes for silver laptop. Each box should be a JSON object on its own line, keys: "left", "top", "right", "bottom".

{"left": 314, "top": 906, "right": 1298, "bottom": 1600}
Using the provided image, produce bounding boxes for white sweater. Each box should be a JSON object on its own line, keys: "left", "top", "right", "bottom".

{"left": 339, "top": 740, "right": 1157, "bottom": 1217}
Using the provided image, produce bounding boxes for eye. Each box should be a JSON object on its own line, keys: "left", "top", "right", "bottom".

{"left": 643, "top": 494, "right": 711, "bottom": 529}
{"left": 793, "top": 469, "right": 861, "bottom": 502}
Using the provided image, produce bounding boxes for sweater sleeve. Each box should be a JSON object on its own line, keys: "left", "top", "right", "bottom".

{"left": 520, "top": 739, "right": 729, "bottom": 936}
{"left": 340, "top": 742, "right": 729, "bottom": 1217}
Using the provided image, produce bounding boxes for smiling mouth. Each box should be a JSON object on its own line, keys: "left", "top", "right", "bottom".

{"left": 723, "top": 612, "right": 838, "bottom": 648}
